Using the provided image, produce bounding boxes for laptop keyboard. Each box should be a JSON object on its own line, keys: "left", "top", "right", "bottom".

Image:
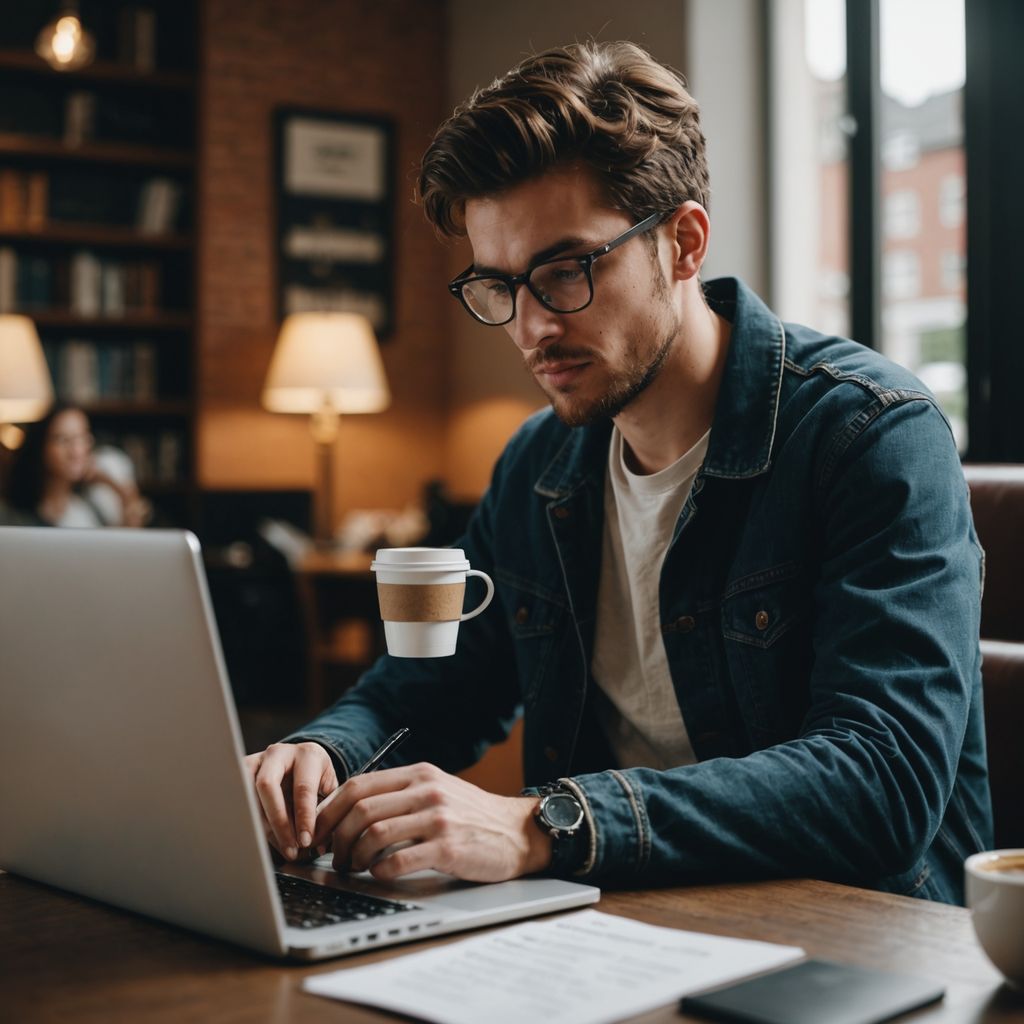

{"left": 275, "top": 872, "right": 423, "bottom": 930}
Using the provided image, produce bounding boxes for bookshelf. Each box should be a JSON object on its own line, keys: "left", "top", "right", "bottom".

{"left": 0, "top": 1, "right": 198, "bottom": 525}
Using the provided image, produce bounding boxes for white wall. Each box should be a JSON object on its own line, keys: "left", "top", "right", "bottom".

{"left": 683, "top": 0, "right": 768, "bottom": 294}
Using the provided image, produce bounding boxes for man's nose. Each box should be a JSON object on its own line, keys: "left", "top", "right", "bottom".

{"left": 507, "top": 285, "right": 564, "bottom": 353}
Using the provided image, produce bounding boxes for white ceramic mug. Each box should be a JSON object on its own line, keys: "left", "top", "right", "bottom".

{"left": 965, "top": 848, "right": 1024, "bottom": 989}
{"left": 370, "top": 547, "right": 495, "bottom": 658}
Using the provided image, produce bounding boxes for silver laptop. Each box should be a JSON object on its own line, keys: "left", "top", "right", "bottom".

{"left": 0, "top": 527, "right": 598, "bottom": 959}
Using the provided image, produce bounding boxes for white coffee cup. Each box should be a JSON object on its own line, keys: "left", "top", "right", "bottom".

{"left": 370, "top": 547, "right": 495, "bottom": 658}
{"left": 965, "top": 848, "right": 1024, "bottom": 989}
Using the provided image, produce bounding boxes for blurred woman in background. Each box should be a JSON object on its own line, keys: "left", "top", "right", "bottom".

{"left": 0, "top": 403, "right": 149, "bottom": 527}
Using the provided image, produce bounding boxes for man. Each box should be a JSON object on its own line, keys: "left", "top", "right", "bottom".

{"left": 248, "top": 41, "right": 990, "bottom": 903}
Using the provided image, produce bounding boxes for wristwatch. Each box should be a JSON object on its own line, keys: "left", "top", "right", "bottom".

{"left": 535, "top": 784, "right": 588, "bottom": 873}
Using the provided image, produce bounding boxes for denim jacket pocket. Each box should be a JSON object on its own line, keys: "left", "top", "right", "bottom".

{"left": 493, "top": 567, "right": 566, "bottom": 707}
{"left": 722, "top": 562, "right": 809, "bottom": 648}
{"left": 720, "top": 563, "right": 813, "bottom": 743}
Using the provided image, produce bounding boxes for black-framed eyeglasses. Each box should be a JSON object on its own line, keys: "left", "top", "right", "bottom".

{"left": 448, "top": 211, "right": 663, "bottom": 326}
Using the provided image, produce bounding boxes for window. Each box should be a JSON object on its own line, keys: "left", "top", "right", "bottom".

{"left": 884, "top": 190, "right": 920, "bottom": 238}
{"left": 941, "top": 250, "right": 965, "bottom": 291}
{"left": 884, "top": 250, "right": 920, "bottom": 298}
{"left": 879, "top": 0, "right": 966, "bottom": 450}
{"left": 769, "top": 0, "right": 1024, "bottom": 457}
{"left": 881, "top": 131, "right": 919, "bottom": 171}
{"left": 939, "top": 174, "right": 965, "bottom": 227}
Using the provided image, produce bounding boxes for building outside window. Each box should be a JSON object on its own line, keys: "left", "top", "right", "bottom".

{"left": 884, "top": 250, "right": 921, "bottom": 300}
{"left": 884, "top": 190, "right": 920, "bottom": 238}
{"left": 879, "top": 0, "right": 966, "bottom": 449}
{"left": 939, "top": 173, "right": 965, "bottom": 227}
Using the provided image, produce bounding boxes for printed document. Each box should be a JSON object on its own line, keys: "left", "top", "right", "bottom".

{"left": 304, "top": 909, "right": 805, "bottom": 1024}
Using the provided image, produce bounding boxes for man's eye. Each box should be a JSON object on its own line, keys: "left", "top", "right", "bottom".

{"left": 483, "top": 280, "right": 509, "bottom": 294}
{"left": 551, "top": 266, "right": 584, "bottom": 281}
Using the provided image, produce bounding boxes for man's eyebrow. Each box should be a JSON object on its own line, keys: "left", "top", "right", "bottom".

{"left": 472, "top": 235, "right": 592, "bottom": 276}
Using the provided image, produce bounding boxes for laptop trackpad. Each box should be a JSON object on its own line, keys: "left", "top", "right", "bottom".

{"left": 429, "top": 878, "right": 582, "bottom": 911}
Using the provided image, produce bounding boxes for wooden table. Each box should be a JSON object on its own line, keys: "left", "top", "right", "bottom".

{"left": 1, "top": 872, "right": 1020, "bottom": 1023}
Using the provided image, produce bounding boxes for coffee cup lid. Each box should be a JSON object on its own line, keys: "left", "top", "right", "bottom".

{"left": 371, "top": 547, "right": 470, "bottom": 572}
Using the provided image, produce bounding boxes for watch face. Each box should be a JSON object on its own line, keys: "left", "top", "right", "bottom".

{"left": 542, "top": 792, "right": 583, "bottom": 830}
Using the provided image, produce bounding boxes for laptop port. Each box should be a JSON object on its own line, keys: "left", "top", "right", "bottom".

{"left": 388, "top": 928, "right": 401, "bottom": 936}
{"left": 366, "top": 932, "right": 379, "bottom": 941}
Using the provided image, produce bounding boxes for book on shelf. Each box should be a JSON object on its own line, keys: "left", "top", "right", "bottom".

{"left": 60, "top": 340, "right": 100, "bottom": 403}
{"left": 64, "top": 91, "right": 98, "bottom": 147}
{"left": 117, "top": 429, "right": 184, "bottom": 485}
{"left": 67, "top": 250, "right": 162, "bottom": 317}
{"left": 70, "top": 251, "right": 103, "bottom": 316}
{"left": 134, "top": 341, "right": 157, "bottom": 400}
{"left": 136, "top": 177, "right": 182, "bottom": 234}
{"left": 0, "top": 246, "right": 16, "bottom": 312}
{"left": 119, "top": 6, "right": 159, "bottom": 73}
{"left": 0, "top": 168, "right": 46, "bottom": 227}
{"left": 0, "top": 250, "right": 165, "bottom": 316}
{"left": 25, "top": 172, "right": 48, "bottom": 228}
{"left": 46, "top": 339, "right": 163, "bottom": 402}
{"left": 16, "top": 256, "right": 52, "bottom": 309}
{"left": 156, "top": 430, "right": 183, "bottom": 482}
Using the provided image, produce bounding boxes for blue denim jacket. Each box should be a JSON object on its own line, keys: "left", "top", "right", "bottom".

{"left": 290, "top": 278, "right": 991, "bottom": 904}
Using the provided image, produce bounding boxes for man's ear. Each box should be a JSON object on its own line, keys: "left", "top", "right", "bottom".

{"left": 663, "top": 201, "right": 710, "bottom": 282}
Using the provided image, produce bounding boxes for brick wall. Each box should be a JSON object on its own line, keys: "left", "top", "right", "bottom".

{"left": 197, "top": 0, "right": 451, "bottom": 514}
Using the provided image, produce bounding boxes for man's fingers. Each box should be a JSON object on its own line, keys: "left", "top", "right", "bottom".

{"left": 291, "top": 747, "right": 334, "bottom": 849}
{"left": 253, "top": 744, "right": 299, "bottom": 857}
{"left": 312, "top": 767, "right": 418, "bottom": 848}
{"left": 340, "top": 806, "right": 440, "bottom": 874}
{"left": 364, "top": 836, "right": 444, "bottom": 881}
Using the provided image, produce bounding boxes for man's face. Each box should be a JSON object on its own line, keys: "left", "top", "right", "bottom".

{"left": 463, "top": 166, "right": 682, "bottom": 427}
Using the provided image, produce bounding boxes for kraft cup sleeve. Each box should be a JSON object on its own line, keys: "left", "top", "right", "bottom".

{"left": 459, "top": 569, "right": 495, "bottom": 622}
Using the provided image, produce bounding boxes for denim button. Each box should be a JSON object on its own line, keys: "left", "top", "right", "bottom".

{"left": 514, "top": 606, "right": 530, "bottom": 625}
{"left": 553, "top": 506, "right": 571, "bottom": 520}
{"left": 675, "top": 615, "right": 696, "bottom": 633}
{"left": 755, "top": 610, "right": 770, "bottom": 630}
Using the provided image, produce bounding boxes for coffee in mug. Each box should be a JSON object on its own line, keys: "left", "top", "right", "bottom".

{"left": 965, "top": 849, "right": 1024, "bottom": 989}
{"left": 972, "top": 854, "right": 1024, "bottom": 876}
{"left": 371, "top": 547, "right": 495, "bottom": 658}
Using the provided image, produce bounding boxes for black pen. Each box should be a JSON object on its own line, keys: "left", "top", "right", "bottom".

{"left": 353, "top": 727, "right": 411, "bottom": 777}
{"left": 315, "top": 727, "right": 410, "bottom": 815}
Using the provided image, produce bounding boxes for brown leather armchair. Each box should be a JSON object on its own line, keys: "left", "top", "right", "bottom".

{"left": 963, "top": 465, "right": 1024, "bottom": 848}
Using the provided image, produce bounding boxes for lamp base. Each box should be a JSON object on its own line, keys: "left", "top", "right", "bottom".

{"left": 313, "top": 436, "right": 336, "bottom": 548}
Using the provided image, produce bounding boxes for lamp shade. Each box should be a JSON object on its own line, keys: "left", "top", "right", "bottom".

{"left": 261, "top": 312, "right": 390, "bottom": 415}
{"left": 0, "top": 315, "right": 54, "bottom": 423}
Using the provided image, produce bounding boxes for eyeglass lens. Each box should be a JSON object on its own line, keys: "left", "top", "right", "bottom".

{"left": 461, "top": 258, "right": 592, "bottom": 325}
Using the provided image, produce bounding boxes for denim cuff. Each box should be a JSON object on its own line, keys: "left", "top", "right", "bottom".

{"left": 564, "top": 769, "right": 652, "bottom": 882}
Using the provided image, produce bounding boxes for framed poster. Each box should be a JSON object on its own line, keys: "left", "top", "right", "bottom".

{"left": 275, "top": 108, "right": 395, "bottom": 337}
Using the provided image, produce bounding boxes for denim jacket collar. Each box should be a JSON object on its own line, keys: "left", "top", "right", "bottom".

{"left": 533, "top": 277, "right": 785, "bottom": 498}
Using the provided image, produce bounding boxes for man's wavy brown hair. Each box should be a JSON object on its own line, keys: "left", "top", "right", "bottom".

{"left": 418, "top": 40, "right": 709, "bottom": 237}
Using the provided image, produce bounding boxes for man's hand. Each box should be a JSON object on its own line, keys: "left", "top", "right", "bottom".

{"left": 245, "top": 742, "right": 339, "bottom": 860}
{"left": 313, "top": 763, "right": 552, "bottom": 883}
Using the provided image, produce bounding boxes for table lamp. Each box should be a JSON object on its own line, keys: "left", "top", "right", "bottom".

{"left": 262, "top": 312, "right": 390, "bottom": 547}
{"left": 0, "top": 315, "right": 55, "bottom": 451}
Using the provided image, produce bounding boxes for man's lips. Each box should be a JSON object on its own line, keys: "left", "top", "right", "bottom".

{"left": 532, "top": 359, "right": 591, "bottom": 387}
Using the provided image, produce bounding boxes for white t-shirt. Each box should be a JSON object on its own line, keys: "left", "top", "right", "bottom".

{"left": 591, "top": 426, "right": 710, "bottom": 770}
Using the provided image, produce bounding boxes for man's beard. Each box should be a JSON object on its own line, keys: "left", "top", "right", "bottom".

{"left": 532, "top": 320, "right": 678, "bottom": 428}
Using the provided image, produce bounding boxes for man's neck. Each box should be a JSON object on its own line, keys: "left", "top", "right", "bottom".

{"left": 615, "top": 300, "right": 731, "bottom": 475}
